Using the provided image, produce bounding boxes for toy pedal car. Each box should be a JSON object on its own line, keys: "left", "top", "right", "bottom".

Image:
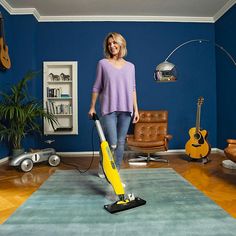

{"left": 9, "top": 148, "right": 61, "bottom": 172}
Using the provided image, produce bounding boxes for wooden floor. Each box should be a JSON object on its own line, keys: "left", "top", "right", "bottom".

{"left": 1, "top": 152, "right": 236, "bottom": 224}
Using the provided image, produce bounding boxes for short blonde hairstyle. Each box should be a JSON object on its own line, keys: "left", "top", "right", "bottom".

{"left": 103, "top": 32, "right": 127, "bottom": 59}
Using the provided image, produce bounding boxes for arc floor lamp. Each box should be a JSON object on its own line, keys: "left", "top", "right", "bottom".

{"left": 154, "top": 39, "right": 236, "bottom": 82}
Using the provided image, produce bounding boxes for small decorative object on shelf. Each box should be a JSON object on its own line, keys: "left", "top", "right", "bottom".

{"left": 48, "top": 73, "right": 60, "bottom": 81}
{"left": 60, "top": 73, "right": 71, "bottom": 81}
{"left": 61, "top": 93, "right": 70, "bottom": 97}
{"left": 43, "top": 61, "right": 78, "bottom": 135}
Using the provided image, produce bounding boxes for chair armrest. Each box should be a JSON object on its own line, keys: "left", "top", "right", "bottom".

{"left": 164, "top": 134, "right": 173, "bottom": 141}
{"left": 126, "top": 134, "right": 134, "bottom": 141}
{"left": 226, "top": 139, "right": 236, "bottom": 144}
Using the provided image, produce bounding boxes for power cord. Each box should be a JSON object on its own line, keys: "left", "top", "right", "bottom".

{"left": 60, "top": 124, "right": 97, "bottom": 173}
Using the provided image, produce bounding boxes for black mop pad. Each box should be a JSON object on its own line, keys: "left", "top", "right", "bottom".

{"left": 104, "top": 197, "right": 146, "bottom": 214}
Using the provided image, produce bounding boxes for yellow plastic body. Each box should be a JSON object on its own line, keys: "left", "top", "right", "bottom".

{"left": 101, "top": 141, "right": 125, "bottom": 196}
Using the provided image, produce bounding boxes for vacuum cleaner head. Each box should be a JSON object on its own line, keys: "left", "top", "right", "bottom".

{"left": 104, "top": 197, "right": 146, "bottom": 214}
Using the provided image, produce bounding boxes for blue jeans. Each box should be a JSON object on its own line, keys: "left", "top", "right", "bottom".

{"left": 101, "top": 112, "right": 131, "bottom": 170}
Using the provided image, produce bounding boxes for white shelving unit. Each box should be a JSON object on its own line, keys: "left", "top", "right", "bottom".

{"left": 43, "top": 61, "right": 78, "bottom": 135}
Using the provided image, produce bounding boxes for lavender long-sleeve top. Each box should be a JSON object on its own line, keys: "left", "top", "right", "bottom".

{"left": 92, "top": 58, "right": 136, "bottom": 116}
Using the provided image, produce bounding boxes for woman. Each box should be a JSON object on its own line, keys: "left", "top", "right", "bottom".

{"left": 88, "top": 32, "right": 139, "bottom": 174}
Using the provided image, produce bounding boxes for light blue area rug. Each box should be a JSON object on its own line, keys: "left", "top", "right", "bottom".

{"left": 1, "top": 168, "right": 236, "bottom": 236}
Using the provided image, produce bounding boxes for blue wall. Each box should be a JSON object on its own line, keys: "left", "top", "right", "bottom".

{"left": 1, "top": 4, "right": 225, "bottom": 158}
{"left": 36, "top": 21, "right": 216, "bottom": 153}
{"left": 215, "top": 5, "right": 236, "bottom": 149}
{"left": 0, "top": 7, "right": 38, "bottom": 157}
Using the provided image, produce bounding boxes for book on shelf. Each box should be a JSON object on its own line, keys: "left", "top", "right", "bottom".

{"left": 55, "top": 127, "right": 73, "bottom": 132}
{"left": 61, "top": 93, "right": 70, "bottom": 98}
{"left": 46, "top": 101, "right": 56, "bottom": 114}
{"left": 47, "top": 87, "right": 62, "bottom": 97}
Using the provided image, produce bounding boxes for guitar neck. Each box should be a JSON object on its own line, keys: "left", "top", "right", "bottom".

{"left": 195, "top": 104, "right": 202, "bottom": 132}
{"left": 0, "top": 15, "right": 6, "bottom": 43}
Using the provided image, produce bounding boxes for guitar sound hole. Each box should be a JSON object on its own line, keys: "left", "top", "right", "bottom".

{"left": 194, "top": 133, "right": 201, "bottom": 140}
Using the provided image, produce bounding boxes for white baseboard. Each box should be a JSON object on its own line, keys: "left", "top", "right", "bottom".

{"left": 0, "top": 148, "right": 225, "bottom": 162}
{"left": 56, "top": 151, "right": 100, "bottom": 157}
{"left": 214, "top": 148, "right": 224, "bottom": 155}
{"left": 149, "top": 148, "right": 224, "bottom": 156}
{"left": 56, "top": 148, "right": 225, "bottom": 157}
{"left": 0, "top": 156, "right": 9, "bottom": 164}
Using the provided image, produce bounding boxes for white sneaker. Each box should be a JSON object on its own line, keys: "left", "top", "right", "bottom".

{"left": 98, "top": 163, "right": 105, "bottom": 179}
{"left": 98, "top": 172, "right": 105, "bottom": 179}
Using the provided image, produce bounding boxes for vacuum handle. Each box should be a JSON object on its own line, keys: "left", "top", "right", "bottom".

{"left": 92, "top": 113, "right": 106, "bottom": 142}
{"left": 92, "top": 113, "right": 99, "bottom": 121}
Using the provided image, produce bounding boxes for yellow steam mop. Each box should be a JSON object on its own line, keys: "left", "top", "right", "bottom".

{"left": 92, "top": 113, "right": 146, "bottom": 213}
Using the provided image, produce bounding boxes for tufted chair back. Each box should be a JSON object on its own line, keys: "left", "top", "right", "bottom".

{"left": 126, "top": 110, "right": 172, "bottom": 156}
{"left": 134, "top": 111, "right": 168, "bottom": 142}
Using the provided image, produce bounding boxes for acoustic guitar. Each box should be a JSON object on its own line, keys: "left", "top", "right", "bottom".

{"left": 0, "top": 13, "right": 11, "bottom": 70}
{"left": 185, "top": 97, "right": 211, "bottom": 159}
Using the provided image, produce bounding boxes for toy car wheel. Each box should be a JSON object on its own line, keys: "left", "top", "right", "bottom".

{"left": 48, "top": 155, "right": 60, "bottom": 167}
{"left": 20, "top": 158, "right": 33, "bottom": 172}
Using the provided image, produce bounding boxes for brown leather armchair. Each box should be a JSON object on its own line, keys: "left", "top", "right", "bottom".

{"left": 127, "top": 110, "right": 172, "bottom": 163}
{"left": 224, "top": 139, "right": 236, "bottom": 163}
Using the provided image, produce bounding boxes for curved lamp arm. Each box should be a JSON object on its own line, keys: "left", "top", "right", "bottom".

{"left": 165, "top": 39, "right": 209, "bottom": 61}
{"left": 164, "top": 39, "right": 236, "bottom": 66}
{"left": 215, "top": 43, "right": 236, "bottom": 66}
{"left": 154, "top": 39, "right": 236, "bottom": 82}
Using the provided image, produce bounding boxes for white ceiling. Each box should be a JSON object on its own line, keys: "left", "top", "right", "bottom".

{"left": 0, "top": 0, "right": 236, "bottom": 22}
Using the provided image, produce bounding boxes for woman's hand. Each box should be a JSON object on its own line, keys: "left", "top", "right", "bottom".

{"left": 132, "top": 91, "right": 139, "bottom": 123}
{"left": 88, "top": 107, "right": 96, "bottom": 118}
{"left": 133, "top": 110, "right": 139, "bottom": 123}
{"left": 88, "top": 92, "right": 98, "bottom": 118}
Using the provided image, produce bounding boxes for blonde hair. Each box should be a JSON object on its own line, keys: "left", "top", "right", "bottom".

{"left": 103, "top": 32, "right": 127, "bottom": 59}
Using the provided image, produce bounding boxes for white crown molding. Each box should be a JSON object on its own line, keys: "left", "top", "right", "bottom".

{"left": 37, "top": 15, "right": 214, "bottom": 23}
{"left": 1, "top": 0, "right": 235, "bottom": 22}
{"left": 0, "top": 0, "right": 11, "bottom": 13}
{"left": 214, "top": 0, "right": 236, "bottom": 22}
{"left": 0, "top": 0, "right": 40, "bottom": 20}
{"left": 0, "top": 0, "right": 214, "bottom": 23}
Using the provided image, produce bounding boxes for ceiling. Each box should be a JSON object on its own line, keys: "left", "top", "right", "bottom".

{"left": 0, "top": 0, "right": 236, "bottom": 22}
